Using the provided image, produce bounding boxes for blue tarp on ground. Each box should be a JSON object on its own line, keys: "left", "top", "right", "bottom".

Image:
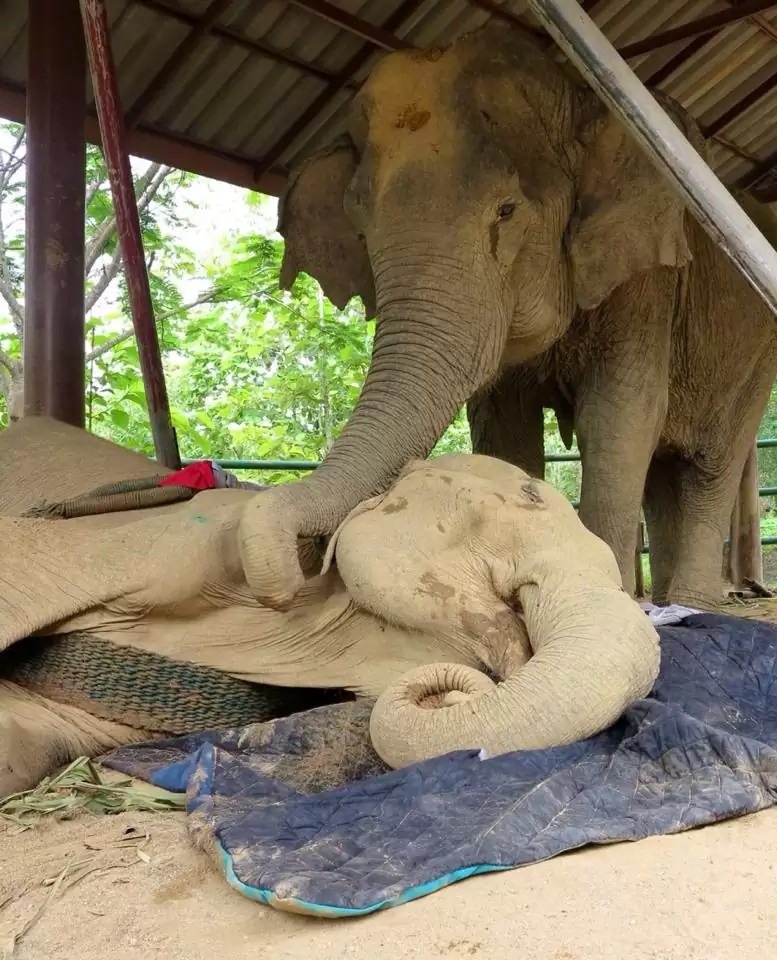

{"left": 103, "top": 613, "right": 777, "bottom": 917}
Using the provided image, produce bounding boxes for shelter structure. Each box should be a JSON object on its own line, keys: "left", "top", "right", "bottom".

{"left": 3, "top": 0, "right": 777, "bottom": 579}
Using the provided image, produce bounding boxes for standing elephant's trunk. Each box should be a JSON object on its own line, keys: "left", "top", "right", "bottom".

{"left": 239, "top": 248, "right": 507, "bottom": 609}
{"left": 368, "top": 567, "right": 660, "bottom": 768}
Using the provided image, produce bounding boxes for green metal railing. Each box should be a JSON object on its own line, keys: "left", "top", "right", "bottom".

{"left": 187, "top": 437, "right": 777, "bottom": 551}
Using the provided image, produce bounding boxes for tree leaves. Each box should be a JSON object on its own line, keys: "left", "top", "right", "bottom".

{"left": 0, "top": 119, "right": 570, "bottom": 494}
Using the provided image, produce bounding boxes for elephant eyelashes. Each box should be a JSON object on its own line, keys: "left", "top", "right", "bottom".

{"left": 497, "top": 202, "right": 515, "bottom": 220}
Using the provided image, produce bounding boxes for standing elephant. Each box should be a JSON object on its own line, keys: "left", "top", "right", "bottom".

{"left": 239, "top": 20, "right": 777, "bottom": 612}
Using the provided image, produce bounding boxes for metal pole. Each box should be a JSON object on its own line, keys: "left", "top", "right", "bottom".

{"left": 79, "top": 0, "right": 181, "bottom": 468}
{"left": 24, "top": 0, "right": 86, "bottom": 426}
{"left": 528, "top": 0, "right": 777, "bottom": 320}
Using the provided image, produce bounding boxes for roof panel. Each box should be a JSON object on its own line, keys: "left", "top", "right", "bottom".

{"left": 3, "top": 0, "right": 777, "bottom": 201}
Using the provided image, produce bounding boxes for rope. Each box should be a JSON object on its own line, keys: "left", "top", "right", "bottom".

{"left": 1, "top": 633, "right": 346, "bottom": 734}
{"left": 22, "top": 475, "right": 196, "bottom": 519}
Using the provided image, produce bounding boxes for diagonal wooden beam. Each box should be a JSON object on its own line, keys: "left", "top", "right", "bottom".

{"left": 0, "top": 80, "right": 286, "bottom": 194}
{"left": 747, "top": 7, "right": 777, "bottom": 43}
{"left": 646, "top": 31, "right": 721, "bottom": 87}
{"left": 284, "top": 0, "right": 410, "bottom": 52}
{"left": 735, "top": 143, "right": 777, "bottom": 189}
{"left": 133, "top": 0, "right": 349, "bottom": 88}
{"left": 618, "top": 0, "right": 777, "bottom": 59}
{"left": 254, "top": 0, "right": 423, "bottom": 178}
{"left": 704, "top": 68, "right": 777, "bottom": 137}
{"left": 125, "top": 0, "right": 232, "bottom": 128}
{"left": 713, "top": 133, "right": 760, "bottom": 164}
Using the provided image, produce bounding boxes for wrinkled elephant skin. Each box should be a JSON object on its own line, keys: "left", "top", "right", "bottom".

{"left": 243, "top": 21, "right": 777, "bottom": 612}
{"left": 0, "top": 418, "right": 658, "bottom": 789}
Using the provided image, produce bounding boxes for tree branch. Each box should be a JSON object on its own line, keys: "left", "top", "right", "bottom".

{"left": 0, "top": 208, "right": 23, "bottom": 329}
{"left": 84, "top": 288, "right": 223, "bottom": 363}
{"left": 83, "top": 164, "right": 175, "bottom": 313}
{"left": 84, "top": 162, "right": 170, "bottom": 275}
{"left": 0, "top": 128, "right": 26, "bottom": 329}
{"left": 84, "top": 173, "right": 107, "bottom": 211}
{"left": 0, "top": 127, "right": 25, "bottom": 192}
{"left": 85, "top": 243, "right": 124, "bottom": 313}
{"left": 0, "top": 345, "right": 19, "bottom": 378}
{"left": 84, "top": 327, "right": 135, "bottom": 363}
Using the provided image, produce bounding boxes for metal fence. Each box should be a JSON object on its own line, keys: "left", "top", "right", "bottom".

{"left": 186, "top": 437, "right": 777, "bottom": 551}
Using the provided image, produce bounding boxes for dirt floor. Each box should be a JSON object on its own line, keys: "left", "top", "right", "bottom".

{"left": 1, "top": 794, "right": 776, "bottom": 959}
{"left": 2, "top": 604, "right": 777, "bottom": 960}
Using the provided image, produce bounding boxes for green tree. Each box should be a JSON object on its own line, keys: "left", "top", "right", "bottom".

{"left": 167, "top": 232, "right": 473, "bottom": 483}
{"left": 0, "top": 120, "right": 214, "bottom": 432}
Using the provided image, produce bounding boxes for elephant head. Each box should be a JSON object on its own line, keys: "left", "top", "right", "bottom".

{"left": 329, "top": 454, "right": 660, "bottom": 768}
{"left": 239, "top": 21, "right": 705, "bottom": 609}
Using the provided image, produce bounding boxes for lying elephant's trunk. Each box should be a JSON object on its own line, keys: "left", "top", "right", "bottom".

{"left": 369, "top": 557, "right": 660, "bottom": 768}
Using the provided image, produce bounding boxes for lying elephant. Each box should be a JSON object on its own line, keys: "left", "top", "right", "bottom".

{"left": 0, "top": 417, "right": 658, "bottom": 793}
{"left": 238, "top": 19, "right": 777, "bottom": 614}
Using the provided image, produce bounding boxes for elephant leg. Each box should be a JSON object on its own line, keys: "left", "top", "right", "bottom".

{"left": 643, "top": 456, "right": 682, "bottom": 605}
{"left": 662, "top": 448, "right": 758, "bottom": 611}
{"left": 575, "top": 387, "right": 665, "bottom": 596}
{"left": 656, "top": 366, "right": 772, "bottom": 609}
{"left": 656, "top": 462, "right": 738, "bottom": 610}
{"left": 467, "top": 366, "right": 546, "bottom": 479}
{"left": 0, "top": 679, "right": 146, "bottom": 798}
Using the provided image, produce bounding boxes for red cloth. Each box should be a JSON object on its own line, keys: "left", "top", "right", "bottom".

{"left": 158, "top": 460, "right": 217, "bottom": 491}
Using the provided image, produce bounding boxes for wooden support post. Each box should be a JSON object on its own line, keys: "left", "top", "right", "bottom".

{"left": 528, "top": 0, "right": 777, "bottom": 321}
{"left": 80, "top": 0, "right": 180, "bottom": 468}
{"left": 24, "top": 0, "right": 86, "bottom": 426}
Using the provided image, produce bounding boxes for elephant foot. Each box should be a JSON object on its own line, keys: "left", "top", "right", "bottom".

{"left": 656, "top": 589, "right": 721, "bottom": 614}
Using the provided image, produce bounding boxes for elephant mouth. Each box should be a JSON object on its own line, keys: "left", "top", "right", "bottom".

{"left": 473, "top": 597, "right": 531, "bottom": 683}
{"left": 405, "top": 663, "right": 497, "bottom": 712}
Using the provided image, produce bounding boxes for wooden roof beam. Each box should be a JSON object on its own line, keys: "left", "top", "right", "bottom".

{"left": 125, "top": 0, "right": 232, "bottom": 128}
{"left": 618, "top": 0, "right": 777, "bottom": 59}
{"left": 704, "top": 68, "right": 777, "bottom": 137}
{"left": 254, "top": 0, "right": 424, "bottom": 178}
{"left": 133, "top": 0, "right": 348, "bottom": 88}
{"left": 0, "top": 80, "right": 286, "bottom": 195}
{"left": 285, "top": 0, "right": 411, "bottom": 52}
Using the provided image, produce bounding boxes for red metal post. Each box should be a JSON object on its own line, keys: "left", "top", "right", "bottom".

{"left": 24, "top": 0, "right": 87, "bottom": 426}
{"left": 80, "top": 0, "right": 181, "bottom": 468}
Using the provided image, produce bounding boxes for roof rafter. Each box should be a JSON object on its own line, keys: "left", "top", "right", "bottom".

{"left": 125, "top": 0, "right": 232, "bottom": 127}
{"left": 133, "top": 0, "right": 351, "bottom": 89}
{"left": 0, "top": 79, "right": 284, "bottom": 194}
{"left": 2, "top": 0, "right": 777, "bottom": 201}
{"left": 618, "top": 0, "right": 777, "bottom": 59}
{"left": 254, "top": 0, "right": 424, "bottom": 178}
{"left": 285, "top": 0, "right": 411, "bottom": 52}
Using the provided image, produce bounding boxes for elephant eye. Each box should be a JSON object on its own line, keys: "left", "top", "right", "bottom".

{"left": 497, "top": 201, "right": 515, "bottom": 220}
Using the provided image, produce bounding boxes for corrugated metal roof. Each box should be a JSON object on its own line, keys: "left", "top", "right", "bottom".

{"left": 2, "top": 0, "right": 777, "bottom": 200}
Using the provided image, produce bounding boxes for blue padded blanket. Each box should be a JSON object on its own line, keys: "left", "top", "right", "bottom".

{"left": 102, "top": 613, "right": 777, "bottom": 917}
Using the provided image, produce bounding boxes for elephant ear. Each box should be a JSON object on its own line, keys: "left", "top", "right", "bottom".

{"left": 567, "top": 93, "right": 705, "bottom": 310}
{"left": 278, "top": 135, "right": 377, "bottom": 318}
{"left": 320, "top": 492, "right": 387, "bottom": 575}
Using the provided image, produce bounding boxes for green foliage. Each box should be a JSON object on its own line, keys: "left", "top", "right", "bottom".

{"left": 167, "top": 235, "right": 376, "bottom": 482}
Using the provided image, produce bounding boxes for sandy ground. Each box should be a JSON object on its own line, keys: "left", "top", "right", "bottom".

{"left": 1, "top": 802, "right": 776, "bottom": 960}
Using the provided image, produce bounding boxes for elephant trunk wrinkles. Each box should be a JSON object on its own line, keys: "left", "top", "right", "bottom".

{"left": 239, "top": 253, "right": 505, "bottom": 609}
{"left": 368, "top": 567, "right": 660, "bottom": 768}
